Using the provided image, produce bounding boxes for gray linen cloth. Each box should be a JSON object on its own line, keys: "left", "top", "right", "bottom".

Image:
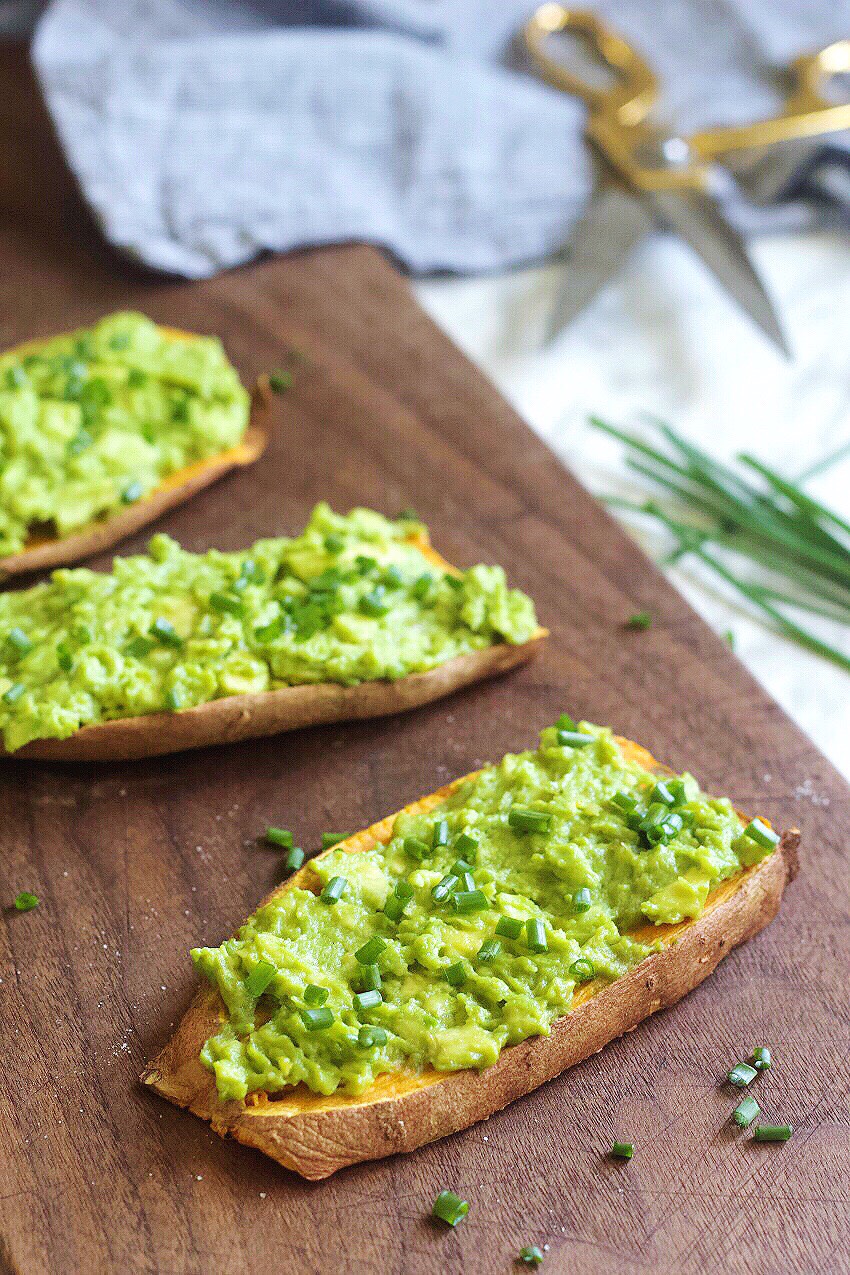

{"left": 21, "top": 0, "right": 850, "bottom": 278}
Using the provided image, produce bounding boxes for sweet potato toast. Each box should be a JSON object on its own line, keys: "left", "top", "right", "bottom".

{"left": 143, "top": 736, "right": 798, "bottom": 1179}
{"left": 0, "top": 331, "right": 268, "bottom": 579}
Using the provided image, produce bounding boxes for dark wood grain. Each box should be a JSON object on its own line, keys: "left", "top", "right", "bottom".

{"left": 1, "top": 45, "right": 848, "bottom": 1275}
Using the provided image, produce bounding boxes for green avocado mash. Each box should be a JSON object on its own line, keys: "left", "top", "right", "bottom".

{"left": 0, "top": 504, "right": 537, "bottom": 750}
{"left": 193, "top": 722, "right": 776, "bottom": 1101}
{"left": 0, "top": 311, "right": 249, "bottom": 554}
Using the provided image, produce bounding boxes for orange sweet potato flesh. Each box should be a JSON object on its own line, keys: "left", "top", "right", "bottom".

{"left": 142, "top": 736, "right": 798, "bottom": 1179}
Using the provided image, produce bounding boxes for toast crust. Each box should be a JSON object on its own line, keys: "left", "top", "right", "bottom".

{"left": 5, "top": 536, "right": 545, "bottom": 761}
{"left": 142, "top": 737, "right": 799, "bottom": 1178}
{"left": 0, "top": 331, "right": 269, "bottom": 580}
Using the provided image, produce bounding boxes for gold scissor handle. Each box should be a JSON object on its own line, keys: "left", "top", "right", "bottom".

{"left": 692, "top": 40, "right": 850, "bottom": 159}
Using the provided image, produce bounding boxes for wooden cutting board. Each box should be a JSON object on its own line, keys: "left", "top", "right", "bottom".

{"left": 1, "top": 47, "right": 848, "bottom": 1275}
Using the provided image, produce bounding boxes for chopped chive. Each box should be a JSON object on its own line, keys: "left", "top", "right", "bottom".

{"left": 150, "top": 617, "right": 184, "bottom": 648}
{"left": 610, "top": 1141, "right": 634, "bottom": 1160}
{"left": 724, "top": 628, "right": 736, "bottom": 649}
{"left": 265, "top": 827, "right": 293, "bottom": 848}
{"left": 733, "top": 1096, "right": 760, "bottom": 1128}
{"left": 452, "top": 889, "right": 488, "bottom": 914}
{"left": 626, "top": 611, "right": 652, "bottom": 630}
{"left": 353, "top": 988, "right": 382, "bottom": 1011}
{"left": 68, "top": 429, "right": 93, "bottom": 456}
{"left": 477, "top": 938, "right": 501, "bottom": 963}
{"left": 432, "top": 1190, "right": 469, "bottom": 1228}
{"left": 246, "top": 961, "right": 276, "bottom": 997}
{"left": 728, "top": 1062, "right": 758, "bottom": 1088}
{"left": 355, "top": 936, "right": 387, "bottom": 965}
{"left": 573, "top": 887, "right": 592, "bottom": 913}
{"left": 444, "top": 960, "right": 468, "bottom": 987}
{"left": 121, "top": 480, "right": 143, "bottom": 504}
{"left": 321, "top": 832, "right": 349, "bottom": 850}
{"left": 383, "top": 894, "right": 407, "bottom": 922}
{"left": 396, "top": 506, "right": 419, "bottom": 522}
{"left": 431, "top": 819, "right": 450, "bottom": 849}
{"left": 324, "top": 534, "right": 345, "bottom": 555}
{"left": 450, "top": 858, "right": 475, "bottom": 878}
{"left": 569, "top": 956, "right": 595, "bottom": 981}
{"left": 127, "top": 368, "right": 147, "bottom": 388}
{"left": 751, "top": 1046, "right": 772, "bottom": 1071}
{"left": 359, "top": 964, "right": 382, "bottom": 991}
{"left": 383, "top": 564, "right": 404, "bottom": 589}
{"left": 454, "top": 832, "right": 478, "bottom": 859}
{"left": 7, "top": 627, "right": 32, "bottom": 654}
{"left": 359, "top": 586, "right": 390, "bottom": 617}
{"left": 431, "top": 874, "right": 459, "bottom": 903}
{"left": 508, "top": 806, "right": 552, "bottom": 834}
{"left": 403, "top": 835, "right": 430, "bottom": 862}
{"left": 753, "top": 1124, "right": 793, "bottom": 1142}
{"left": 3, "top": 683, "right": 25, "bottom": 705}
{"left": 519, "top": 1246, "right": 544, "bottom": 1266}
{"left": 556, "top": 713, "right": 576, "bottom": 731}
{"left": 355, "top": 554, "right": 378, "bottom": 576}
{"left": 743, "top": 819, "right": 780, "bottom": 849}
{"left": 526, "top": 918, "right": 547, "bottom": 952}
{"left": 496, "top": 915, "right": 523, "bottom": 940}
{"left": 556, "top": 730, "right": 595, "bottom": 747}
{"left": 254, "top": 615, "right": 286, "bottom": 642}
{"left": 13, "top": 891, "right": 39, "bottom": 912}
{"left": 411, "top": 573, "right": 433, "bottom": 600}
{"left": 56, "top": 642, "right": 73, "bottom": 672}
{"left": 393, "top": 880, "right": 414, "bottom": 902}
{"left": 303, "top": 984, "right": 328, "bottom": 1006}
{"left": 285, "top": 846, "right": 305, "bottom": 872}
{"left": 300, "top": 1006, "right": 334, "bottom": 1031}
{"left": 165, "top": 687, "right": 183, "bottom": 712}
{"left": 651, "top": 780, "right": 676, "bottom": 806}
{"left": 268, "top": 369, "right": 293, "bottom": 393}
{"left": 209, "top": 592, "right": 245, "bottom": 618}
{"left": 320, "top": 876, "right": 347, "bottom": 905}
{"left": 126, "top": 635, "right": 154, "bottom": 658}
{"left": 666, "top": 779, "right": 689, "bottom": 805}
{"left": 611, "top": 791, "right": 638, "bottom": 813}
{"left": 357, "top": 1025, "right": 387, "bottom": 1048}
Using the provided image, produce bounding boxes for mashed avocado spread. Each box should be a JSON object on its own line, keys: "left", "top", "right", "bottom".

{"left": 193, "top": 723, "right": 777, "bottom": 1101}
{"left": 0, "top": 311, "right": 249, "bottom": 554}
{"left": 0, "top": 504, "right": 537, "bottom": 750}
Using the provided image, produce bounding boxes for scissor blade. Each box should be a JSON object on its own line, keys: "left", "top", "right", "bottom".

{"left": 546, "top": 185, "right": 654, "bottom": 342}
{"left": 648, "top": 187, "right": 790, "bottom": 357}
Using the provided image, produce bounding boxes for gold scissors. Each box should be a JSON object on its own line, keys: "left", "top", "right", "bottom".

{"left": 525, "top": 3, "right": 850, "bottom": 355}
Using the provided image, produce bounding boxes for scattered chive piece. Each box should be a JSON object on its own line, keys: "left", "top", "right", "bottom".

{"left": 411, "top": 573, "right": 433, "bottom": 600}
{"left": 626, "top": 611, "right": 652, "bottom": 630}
{"left": 526, "top": 918, "right": 547, "bottom": 953}
{"left": 431, "top": 874, "right": 459, "bottom": 903}
{"left": 150, "top": 617, "right": 183, "bottom": 648}
{"left": 322, "top": 832, "right": 349, "bottom": 850}
{"left": 556, "top": 713, "right": 576, "bottom": 731}
{"left": 3, "top": 683, "right": 25, "bottom": 705}
{"left": 56, "top": 642, "right": 73, "bottom": 672}
{"left": 432, "top": 1190, "right": 469, "bottom": 1228}
{"left": 404, "top": 835, "right": 430, "bottom": 862}
{"left": 165, "top": 687, "right": 183, "bottom": 711}
{"left": 754, "top": 1124, "right": 793, "bottom": 1142}
{"left": 519, "top": 1245, "right": 544, "bottom": 1266}
{"left": 359, "top": 586, "right": 390, "bottom": 617}
{"left": 477, "top": 938, "right": 501, "bottom": 963}
{"left": 357, "top": 1025, "right": 387, "bottom": 1048}
{"left": 451, "top": 858, "right": 475, "bottom": 878}
{"left": 396, "top": 506, "right": 419, "bottom": 522}
{"left": 246, "top": 961, "right": 276, "bottom": 997}
{"left": 383, "top": 894, "right": 407, "bottom": 922}
{"left": 303, "top": 985, "right": 328, "bottom": 1005}
{"left": 300, "top": 1006, "right": 334, "bottom": 1031}
{"left": 125, "top": 635, "right": 154, "bottom": 658}
{"left": 752, "top": 1046, "right": 772, "bottom": 1071}
{"left": 383, "top": 564, "right": 404, "bottom": 589}
{"left": 268, "top": 369, "right": 293, "bottom": 393}
{"left": 359, "top": 964, "right": 382, "bottom": 991}
{"left": 320, "top": 876, "right": 347, "bottom": 905}
{"left": 121, "top": 480, "right": 143, "bottom": 504}
{"left": 452, "top": 889, "right": 489, "bottom": 914}
{"left": 728, "top": 1062, "right": 759, "bottom": 1088}
{"left": 611, "top": 790, "right": 638, "bottom": 813}
{"left": 666, "top": 779, "right": 689, "bottom": 804}
{"left": 285, "top": 846, "right": 305, "bottom": 872}
{"left": 353, "top": 988, "right": 382, "bottom": 1011}
{"left": 444, "top": 960, "right": 468, "bottom": 987}
{"left": 393, "top": 880, "right": 414, "bottom": 902}
{"left": 724, "top": 629, "right": 736, "bottom": 649}
{"left": 743, "top": 819, "right": 780, "bottom": 849}
{"left": 651, "top": 780, "right": 676, "bottom": 806}
{"left": 733, "top": 1096, "right": 760, "bottom": 1128}
{"left": 7, "top": 627, "right": 32, "bottom": 654}
{"left": 13, "top": 891, "right": 39, "bottom": 912}
{"left": 355, "top": 936, "right": 387, "bottom": 965}
{"left": 573, "top": 887, "right": 592, "bottom": 913}
{"left": 611, "top": 1141, "right": 634, "bottom": 1160}
{"left": 496, "top": 915, "right": 523, "bottom": 940}
{"left": 209, "top": 592, "right": 245, "bottom": 618}
{"left": 432, "top": 818, "right": 450, "bottom": 849}
{"left": 508, "top": 806, "right": 552, "bottom": 834}
{"left": 265, "top": 827, "right": 293, "bottom": 848}
{"left": 324, "top": 534, "right": 345, "bottom": 555}
{"left": 454, "top": 832, "right": 478, "bottom": 859}
{"left": 569, "top": 956, "right": 595, "bottom": 981}
{"left": 556, "top": 729, "right": 595, "bottom": 748}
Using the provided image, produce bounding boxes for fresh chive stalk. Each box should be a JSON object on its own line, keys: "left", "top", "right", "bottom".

{"left": 432, "top": 1190, "right": 469, "bottom": 1227}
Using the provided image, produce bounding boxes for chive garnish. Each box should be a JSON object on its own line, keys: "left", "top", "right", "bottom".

{"left": 754, "top": 1124, "right": 793, "bottom": 1142}
{"left": 150, "top": 617, "right": 183, "bottom": 648}
{"left": 266, "top": 827, "right": 293, "bottom": 848}
{"left": 3, "top": 683, "right": 25, "bottom": 705}
{"left": 404, "top": 835, "right": 430, "bottom": 862}
{"left": 611, "top": 791, "right": 638, "bottom": 813}
{"left": 431, "top": 819, "right": 450, "bottom": 849}
{"left": 573, "top": 887, "right": 592, "bottom": 913}
{"left": 733, "top": 1096, "right": 760, "bottom": 1128}
{"left": 285, "top": 846, "right": 305, "bottom": 872}
{"left": 13, "top": 891, "right": 39, "bottom": 912}
{"left": 454, "top": 832, "right": 478, "bottom": 859}
{"left": 209, "top": 592, "right": 245, "bottom": 618}
{"left": 519, "top": 1245, "right": 544, "bottom": 1265}
{"left": 357, "top": 1025, "right": 387, "bottom": 1049}
{"left": 359, "top": 586, "right": 390, "bottom": 618}
{"left": 626, "top": 611, "right": 652, "bottom": 630}
{"left": 556, "top": 713, "right": 576, "bottom": 731}
{"left": 126, "top": 636, "right": 154, "bottom": 658}
{"left": 610, "top": 1141, "right": 634, "bottom": 1159}
{"left": 666, "top": 779, "right": 689, "bottom": 804}
{"left": 569, "top": 956, "right": 595, "bottom": 981}
{"left": 728, "top": 1062, "right": 758, "bottom": 1088}
{"left": 508, "top": 807, "right": 552, "bottom": 834}
{"left": 56, "top": 642, "right": 73, "bottom": 672}
{"left": 450, "top": 858, "right": 475, "bottom": 877}
{"left": 452, "top": 889, "right": 488, "bottom": 914}
{"left": 526, "top": 918, "right": 547, "bottom": 952}
{"left": 752, "top": 1046, "right": 772, "bottom": 1071}
{"left": 304, "top": 984, "right": 328, "bottom": 1005}
{"left": 743, "top": 819, "right": 780, "bottom": 849}
{"left": 121, "top": 480, "right": 143, "bottom": 504}
{"left": 246, "top": 961, "right": 276, "bottom": 997}
{"left": 383, "top": 894, "right": 408, "bottom": 922}
{"left": 444, "top": 960, "right": 468, "bottom": 987}
{"left": 322, "top": 832, "right": 349, "bottom": 850}
{"left": 556, "top": 730, "right": 595, "bottom": 748}
{"left": 268, "top": 369, "right": 293, "bottom": 393}
{"left": 353, "top": 989, "right": 382, "bottom": 1011}
{"left": 651, "top": 780, "right": 676, "bottom": 806}
{"left": 320, "top": 876, "right": 347, "bottom": 905}
{"left": 300, "top": 1006, "right": 334, "bottom": 1031}
{"left": 477, "top": 938, "right": 501, "bottom": 963}
{"left": 359, "top": 964, "right": 382, "bottom": 991}
{"left": 411, "top": 573, "right": 433, "bottom": 600}
{"left": 7, "top": 627, "right": 32, "bottom": 655}
{"left": 495, "top": 915, "right": 523, "bottom": 939}
{"left": 355, "top": 936, "right": 386, "bottom": 965}
{"left": 432, "top": 1190, "right": 469, "bottom": 1228}
{"left": 431, "top": 874, "right": 459, "bottom": 904}
{"left": 383, "top": 564, "right": 404, "bottom": 589}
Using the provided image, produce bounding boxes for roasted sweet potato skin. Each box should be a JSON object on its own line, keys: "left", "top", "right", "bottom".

{"left": 142, "top": 738, "right": 798, "bottom": 1179}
